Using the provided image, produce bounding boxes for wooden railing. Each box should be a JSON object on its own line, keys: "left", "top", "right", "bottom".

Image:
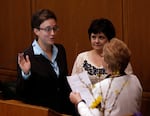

{"left": 0, "top": 99, "right": 70, "bottom": 116}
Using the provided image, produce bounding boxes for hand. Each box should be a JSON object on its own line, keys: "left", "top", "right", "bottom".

{"left": 69, "top": 92, "right": 82, "bottom": 105}
{"left": 18, "top": 53, "right": 31, "bottom": 74}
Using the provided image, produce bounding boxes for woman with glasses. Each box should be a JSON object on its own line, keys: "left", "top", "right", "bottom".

{"left": 16, "top": 9, "right": 76, "bottom": 115}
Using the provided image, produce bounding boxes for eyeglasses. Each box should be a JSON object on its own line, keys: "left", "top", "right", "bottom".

{"left": 38, "top": 26, "right": 59, "bottom": 33}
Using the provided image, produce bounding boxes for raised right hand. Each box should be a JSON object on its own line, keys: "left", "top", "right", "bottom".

{"left": 18, "top": 53, "right": 31, "bottom": 74}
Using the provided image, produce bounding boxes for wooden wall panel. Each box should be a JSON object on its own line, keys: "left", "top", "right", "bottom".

{"left": 1, "top": 0, "right": 150, "bottom": 115}
{"left": 31, "top": 0, "right": 122, "bottom": 74}
{"left": 0, "top": 1, "right": 32, "bottom": 81}
{"left": 123, "top": 0, "right": 150, "bottom": 115}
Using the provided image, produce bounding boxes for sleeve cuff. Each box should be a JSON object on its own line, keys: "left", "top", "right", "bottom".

{"left": 21, "top": 71, "right": 31, "bottom": 80}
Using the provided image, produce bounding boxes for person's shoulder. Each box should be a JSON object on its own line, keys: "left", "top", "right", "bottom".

{"left": 77, "top": 51, "right": 90, "bottom": 57}
{"left": 23, "top": 45, "right": 33, "bottom": 55}
{"left": 54, "top": 43, "right": 64, "bottom": 47}
{"left": 127, "top": 74, "right": 141, "bottom": 83}
{"left": 127, "top": 74, "right": 143, "bottom": 91}
{"left": 98, "top": 77, "right": 111, "bottom": 86}
{"left": 54, "top": 43, "right": 65, "bottom": 49}
{"left": 123, "top": 74, "right": 142, "bottom": 87}
{"left": 126, "top": 74, "right": 139, "bottom": 80}
{"left": 74, "top": 51, "right": 91, "bottom": 62}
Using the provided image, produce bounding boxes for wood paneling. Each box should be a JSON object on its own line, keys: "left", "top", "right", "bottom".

{"left": 123, "top": 0, "right": 150, "bottom": 90}
{"left": 123, "top": 0, "right": 150, "bottom": 115}
{"left": 0, "top": 1, "right": 32, "bottom": 77}
{"left": 32, "top": 0, "right": 122, "bottom": 74}
{"left": 0, "top": 0, "right": 150, "bottom": 115}
{"left": 142, "top": 92, "right": 150, "bottom": 116}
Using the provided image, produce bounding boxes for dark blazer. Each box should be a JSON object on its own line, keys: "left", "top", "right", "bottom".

{"left": 16, "top": 43, "right": 75, "bottom": 115}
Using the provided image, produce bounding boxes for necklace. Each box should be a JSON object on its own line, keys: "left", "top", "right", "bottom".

{"left": 78, "top": 75, "right": 93, "bottom": 94}
{"left": 100, "top": 75, "right": 128, "bottom": 116}
{"left": 78, "top": 74, "right": 102, "bottom": 109}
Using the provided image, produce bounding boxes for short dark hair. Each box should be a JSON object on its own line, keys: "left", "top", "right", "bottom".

{"left": 31, "top": 9, "right": 57, "bottom": 30}
{"left": 88, "top": 18, "right": 116, "bottom": 41}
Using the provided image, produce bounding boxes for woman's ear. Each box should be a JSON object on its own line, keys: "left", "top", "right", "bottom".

{"left": 33, "top": 28, "right": 39, "bottom": 36}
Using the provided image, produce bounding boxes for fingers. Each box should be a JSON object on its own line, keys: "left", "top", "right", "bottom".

{"left": 18, "top": 53, "right": 29, "bottom": 62}
{"left": 70, "top": 91, "right": 79, "bottom": 95}
{"left": 18, "top": 53, "right": 31, "bottom": 74}
{"left": 70, "top": 92, "right": 80, "bottom": 98}
{"left": 25, "top": 55, "right": 30, "bottom": 62}
{"left": 18, "top": 52, "right": 24, "bottom": 58}
{"left": 18, "top": 53, "right": 24, "bottom": 63}
{"left": 69, "top": 92, "right": 82, "bottom": 105}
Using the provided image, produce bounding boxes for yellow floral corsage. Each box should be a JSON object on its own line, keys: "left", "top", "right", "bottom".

{"left": 90, "top": 96, "right": 102, "bottom": 109}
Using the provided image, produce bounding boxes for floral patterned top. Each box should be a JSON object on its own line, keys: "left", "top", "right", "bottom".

{"left": 71, "top": 51, "right": 133, "bottom": 84}
{"left": 77, "top": 74, "right": 142, "bottom": 116}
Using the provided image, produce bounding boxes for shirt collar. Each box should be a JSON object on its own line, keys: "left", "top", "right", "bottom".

{"left": 32, "top": 39, "right": 58, "bottom": 63}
